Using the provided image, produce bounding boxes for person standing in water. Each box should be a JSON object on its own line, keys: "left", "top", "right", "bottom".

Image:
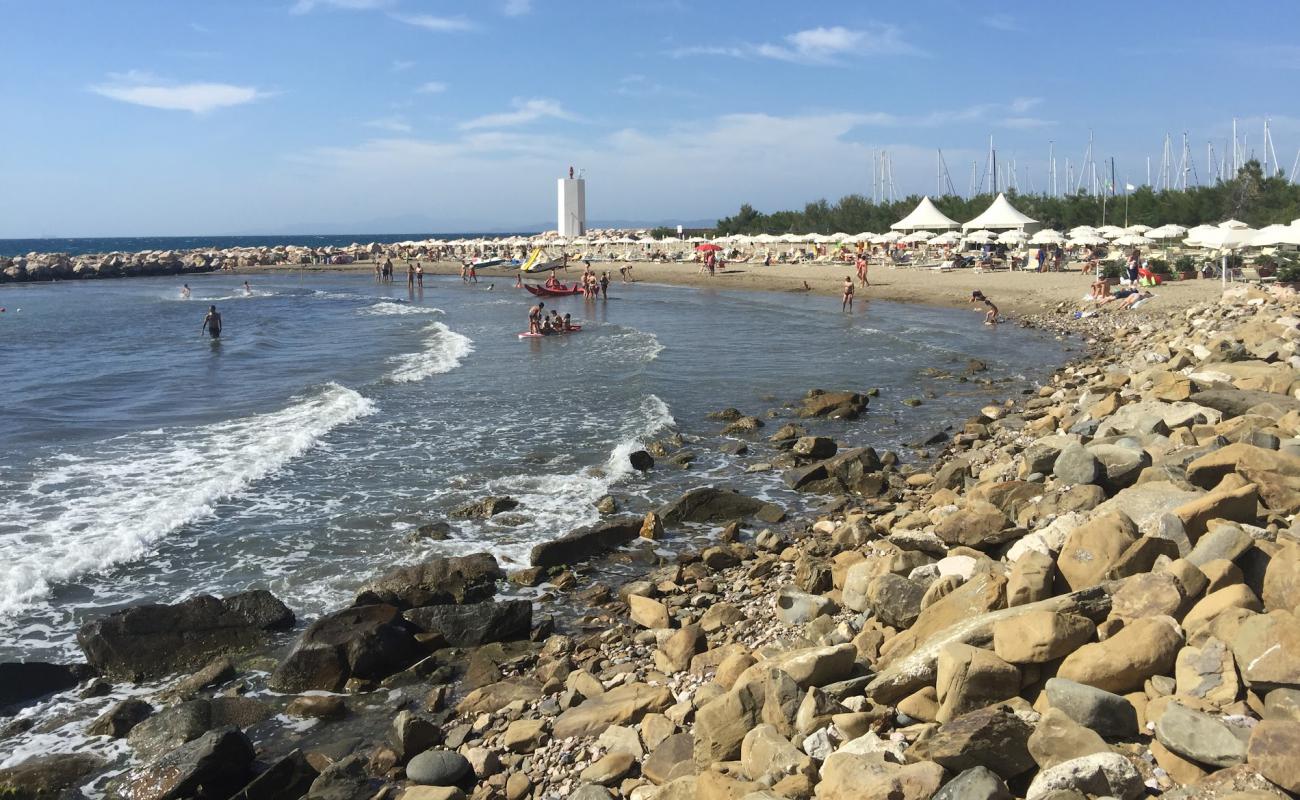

{"left": 528, "top": 300, "right": 545, "bottom": 334}
{"left": 180, "top": 284, "right": 191, "bottom": 299}
{"left": 599, "top": 271, "right": 610, "bottom": 299}
{"left": 202, "top": 305, "right": 223, "bottom": 339}
{"left": 415, "top": 262, "right": 424, "bottom": 287}
{"left": 970, "top": 290, "right": 1000, "bottom": 324}
{"left": 407, "top": 262, "right": 416, "bottom": 289}
{"left": 242, "top": 281, "right": 252, "bottom": 296}
{"left": 842, "top": 276, "right": 855, "bottom": 311}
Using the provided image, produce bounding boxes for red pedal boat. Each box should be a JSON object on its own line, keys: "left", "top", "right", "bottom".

{"left": 524, "top": 282, "right": 584, "bottom": 297}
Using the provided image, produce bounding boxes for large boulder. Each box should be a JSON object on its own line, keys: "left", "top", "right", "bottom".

{"left": 1186, "top": 442, "right": 1300, "bottom": 513}
{"left": 658, "top": 487, "right": 767, "bottom": 523}
{"left": 1057, "top": 616, "right": 1183, "bottom": 693}
{"left": 529, "top": 518, "right": 641, "bottom": 567}
{"left": 268, "top": 604, "right": 420, "bottom": 692}
{"left": 353, "top": 553, "right": 502, "bottom": 608}
{"left": 77, "top": 590, "right": 293, "bottom": 681}
{"left": 112, "top": 727, "right": 255, "bottom": 800}
{"left": 1192, "top": 388, "right": 1300, "bottom": 418}
{"left": 1023, "top": 752, "right": 1144, "bottom": 800}
{"left": 814, "top": 754, "right": 944, "bottom": 800}
{"left": 799, "top": 390, "right": 867, "bottom": 419}
{"left": 0, "top": 754, "right": 103, "bottom": 798}
{"left": 1057, "top": 510, "right": 1139, "bottom": 591}
{"left": 0, "top": 661, "right": 92, "bottom": 714}
{"left": 553, "top": 682, "right": 673, "bottom": 740}
{"left": 404, "top": 600, "right": 532, "bottom": 646}
{"left": 1247, "top": 720, "right": 1300, "bottom": 794}
{"left": 907, "top": 704, "right": 1035, "bottom": 779}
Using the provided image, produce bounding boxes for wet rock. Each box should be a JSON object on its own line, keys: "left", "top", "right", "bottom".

{"left": 0, "top": 754, "right": 103, "bottom": 799}
{"left": 722, "top": 415, "right": 765, "bottom": 434}
{"left": 451, "top": 496, "right": 518, "bottom": 518}
{"left": 230, "top": 749, "right": 318, "bottom": 800}
{"left": 76, "top": 590, "right": 293, "bottom": 681}
{"left": 160, "top": 657, "right": 237, "bottom": 702}
{"left": 792, "top": 436, "right": 837, "bottom": 459}
{"left": 286, "top": 695, "right": 347, "bottom": 720}
{"left": 354, "top": 553, "right": 502, "bottom": 608}
{"left": 0, "top": 661, "right": 92, "bottom": 714}
{"left": 306, "top": 754, "right": 375, "bottom": 800}
{"left": 114, "top": 727, "right": 255, "bottom": 800}
{"left": 268, "top": 604, "right": 420, "bottom": 692}
{"left": 799, "top": 389, "right": 867, "bottom": 419}
{"left": 658, "top": 487, "right": 767, "bottom": 523}
{"left": 404, "top": 600, "right": 531, "bottom": 646}
{"left": 629, "top": 450, "right": 654, "bottom": 471}
{"left": 88, "top": 698, "right": 154, "bottom": 738}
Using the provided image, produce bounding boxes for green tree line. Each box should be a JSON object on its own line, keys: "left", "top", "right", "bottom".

{"left": 714, "top": 161, "right": 1300, "bottom": 236}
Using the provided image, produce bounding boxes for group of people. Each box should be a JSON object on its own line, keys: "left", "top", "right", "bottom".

{"left": 406, "top": 262, "right": 425, "bottom": 288}
{"left": 577, "top": 264, "right": 611, "bottom": 298}
{"left": 525, "top": 301, "right": 578, "bottom": 335}
{"left": 459, "top": 261, "right": 479, "bottom": 283}
{"left": 374, "top": 258, "right": 396, "bottom": 283}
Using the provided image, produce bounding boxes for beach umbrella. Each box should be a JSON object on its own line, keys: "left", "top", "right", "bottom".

{"left": 1069, "top": 225, "right": 1099, "bottom": 237}
{"left": 695, "top": 243, "right": 722, "bottom": 252}
{"left": 1096, "top": 225, "right": 1125, "bottom": 238}
{"left": 1069, "top": 233, "right": 1108, "bottom": 246}
{"left": 1029, "top": 230, "right": 1066, "bottom": 245}
{"left": 872, "top": 231, "right": 904, "bottom": 244}
{"left": 658, "top": 236, "right": 681, "bottom": 243}
{"left": 1250, "top": 224, "right": 1300, "bottom": 247}
{"left": 1123, "top": 224, "right": 1152, "bottom": 234}
{"left": 999, "top": 230, "right": 1029, "bottom": 244}
{"left": 929, "top": 231, "right": 962, "bottom": 245}
{"left": 1146, "top": 224, "right": 1187, "bottom": 240}
{"left": 900, "top": 231, "right": 935, "bottom": 244}
{"left": 1113, "top": 233, "right": 1152, "bottom": 247}
{"left": 830, "top": 232, "right": 853, "bottom": 241}
{"left": 1185, "top": 226, "right": 1255, "bottom": 250}
{"left": 1220, "top": 218, "right": 1250, "bottom": 229}
{"left": 963, "top": 230, "right": 998, "bottom": 243}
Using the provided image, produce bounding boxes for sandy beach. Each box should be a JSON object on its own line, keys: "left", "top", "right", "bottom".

{"left": 255, "top": 258, "right": 1227, "bottom": 317}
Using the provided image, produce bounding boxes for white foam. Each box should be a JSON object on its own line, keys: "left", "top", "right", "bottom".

{"left": 476, "top": 394, "right": 675, "bottom": 564}
{"left": 0, "top": 383, "right": 375, "bottom": 618}
{"left": 595, "top": 327, "right": 664, "bottom": 363}
{"left": 362, "top": 302, "right": 445, "bottom": 316}
{"left": 386, "top": 322, "right": 474, "bottom": 383}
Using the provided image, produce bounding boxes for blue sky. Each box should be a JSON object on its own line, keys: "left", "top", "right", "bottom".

{"left": 3, "top": 0, "right": 1299, "bottom": 236}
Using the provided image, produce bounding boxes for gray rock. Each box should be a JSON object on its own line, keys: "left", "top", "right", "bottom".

{"left": 306, "top": 753, "right": 374, "bottom": 800}
{"left": 1024, "top": 752, "right": 1144, "bottom": 800}
{"left": 268, "top": 604, "right": 420, "bottom": 693}
{"left": 354, "top": 553, "right": 502, "bottom": 607}
{"left": 792, "top": 436, "right": 837, "bottom": 460}
{"left": 570, "top": 786, "right": 615, "bottom": 800}
{"left": 406, "top": 748, "right": 471, "bottom": 786}
{"left": 774, "top": 588, "right": 835, "bottom": 625}
{"left": 87, "top": 698, "right": 153, "bottom": 738}
{"left": 658, "top": 487, "right": 766, "bottom": 523}
{"left": 1053, "top": 444, "right": 1102, "bottom": 486}
{"left": 1186, "top": 525, "right": 1254, "bottom": 567}
{"left": 1044, "top": 678, "right": 1138, "bottom": 738}
{"left": 530, "top": 517, "right": 641, "bottom": 567}
{"left": 0, "top": 661, "right": 92, "bottom": 714}
{"left": 114, "top": 727, "right": 255, "bottom": 800}
{"left": 1154, "top": 701, "right": 1248, "bottom": 768}
{"left": 404, "top": 600, "right": 532, "bottom": 646}
{"left": 933, "top": 765, "right": 1012, "bottom": 800}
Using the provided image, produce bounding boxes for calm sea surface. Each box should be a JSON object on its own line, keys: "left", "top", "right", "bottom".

{"left": 0, "top": 233, "right": 527, "bottom": 258}
{"left": 0, "top": 273, "right": 1067, "bottom": 666}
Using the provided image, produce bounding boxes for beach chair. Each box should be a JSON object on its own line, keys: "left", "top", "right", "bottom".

{"left": 1240, "top": 267, "right": 1277, "bottom": 284}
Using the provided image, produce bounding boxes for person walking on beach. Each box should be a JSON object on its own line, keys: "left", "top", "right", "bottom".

{"left": 528, "top": 300, "right": 545, "bottom": 334}
{"left": 201, "top": 305, "right": 223, "bottom": 339}
{"left": 970, "top": 290, "right": 999, "bottom": 325}
{"left": 842, "top": 276, "right": 855, "bottom": 311}
{"left": 855, "top": 253, "right": 869, "bottom": 286}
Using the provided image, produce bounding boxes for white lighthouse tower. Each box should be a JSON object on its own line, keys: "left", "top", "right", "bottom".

{"left": 557, "top": 166, "right": 586, "bottom": 237}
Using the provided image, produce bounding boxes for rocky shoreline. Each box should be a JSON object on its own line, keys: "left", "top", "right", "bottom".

{"left": 5, "top": 285, "right": 1300, "bottom": 800}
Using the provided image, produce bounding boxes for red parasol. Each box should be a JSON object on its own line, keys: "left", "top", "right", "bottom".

{"left": 695, "top": 243, "right": 722, "bottom": 252}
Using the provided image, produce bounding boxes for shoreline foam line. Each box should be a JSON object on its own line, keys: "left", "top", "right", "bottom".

{"left": 0, "top": 383, "right": 375, "bottom": 618}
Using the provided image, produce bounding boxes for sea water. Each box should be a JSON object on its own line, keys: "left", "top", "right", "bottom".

{"left": 0, "top": 272, "right": 1067, "bottom": 667}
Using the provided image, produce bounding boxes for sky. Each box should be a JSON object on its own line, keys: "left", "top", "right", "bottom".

{"left": 2, "top": 0, "right": 1299, "bottom": 237}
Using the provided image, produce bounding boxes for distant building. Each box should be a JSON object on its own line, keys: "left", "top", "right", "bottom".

{"left": 557, "top": 167, "right": 586, "bottom": 237}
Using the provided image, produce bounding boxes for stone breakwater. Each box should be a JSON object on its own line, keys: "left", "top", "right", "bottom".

{"left": 5, "top": 286, "right": 1300, "bottom": 799}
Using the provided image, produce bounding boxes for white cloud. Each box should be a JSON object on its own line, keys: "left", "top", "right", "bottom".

{"left": 291, "top": 0, "right": 388, "bottom": 14}
{"left": 391, "top": 13, "right": 474, "bottom": 32}
{"left": 90, "top": 72, "right": 268, "bottom": 114}
{"left": 459, "top": 98, "right": 577, "bottom": 130}
{"left": 503, "top": 0, "right": 532, "bottom": 16}
{"left": 365, "top": 116, "right": 412, "bottom": 133}
{"left": 417, "top": 80, "right": 448, "bottom": 94}
{"left": 983, "top": 14, "right": 1021, "bottom": 32}
{"left": 673, "top": 24, "right": 920, "bottom": 64}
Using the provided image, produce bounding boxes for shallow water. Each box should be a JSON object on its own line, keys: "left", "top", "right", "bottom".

{"left": 0, "top": 272, "right": 1067, "bottom": 665}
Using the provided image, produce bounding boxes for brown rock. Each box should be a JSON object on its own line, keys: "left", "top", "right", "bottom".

{"left": 1007, "top": 551, "right": 1054, "bottom": 607}
{"left": 553, "top": 682, "right": 673, "bottom": 739}
{"left": 640, "top": 511, "right": 665, "bottom": 540}
{"left": 654, "top": 625, "right": 706, "bottom": 673}
{"left": 1027, "top": 707, "right": 1110, "bottom": 770}
{"left": 1247, "top": 719, "right": 1300, "bottom": 793}
{"left": 935, "top": 643, "right": 1020, "bottom": 723}
{"left": 1057, "top": 511, "right": 1139, "bottom": 591}
{"left": 1057, "top": 616, "right": 1183, "bottom": 693}
{"left": 629, "top": 595, "right": 671, "bottom": 629}
{"left": 1175, "top": 638, "right": 1241, "bottom": 707}
{"left": 693, "top": 686, "right": 762, "bottom": 767}
{"left": 813, "top": 755, "right": 944, "bottom": 800}
{"left": 993, "top": 611, "right": 1095, "bottom": 664}
{"left": 1110, "top": 571, "right": 1188, "bottom": 623}
{"left": 1231, "top": 610, "right": 1300, "bottom": 689}
{"left": 1263, "top": 542, "right": 1300, "bottom": 613}
{"left": 1186, "top": 442, "right": 1300, "bottom": 514}
{"left": 1174, "top": 484, "right": 1260, "bottom": 539}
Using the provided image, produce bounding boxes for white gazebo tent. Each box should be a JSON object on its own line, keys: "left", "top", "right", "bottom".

{"left": 962, "top": 193, "right": 1040, "bottom": 233}
{"left": 890, "top": 196, "right": 961, "bottom": 232}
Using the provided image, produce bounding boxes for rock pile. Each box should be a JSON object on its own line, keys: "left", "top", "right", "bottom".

{"left": 6, "top": 284, "right": 1300, "bottom": 800}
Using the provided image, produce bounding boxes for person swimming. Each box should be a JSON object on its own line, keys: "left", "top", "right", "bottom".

{"left": 201, "top": 305, "right": 222, "bottom": 339}
{"left": 242, "top": 281, "right": 252, "bottom": 296}
{"left": 180, "top": 283, "right": 191, "bottom": 299}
